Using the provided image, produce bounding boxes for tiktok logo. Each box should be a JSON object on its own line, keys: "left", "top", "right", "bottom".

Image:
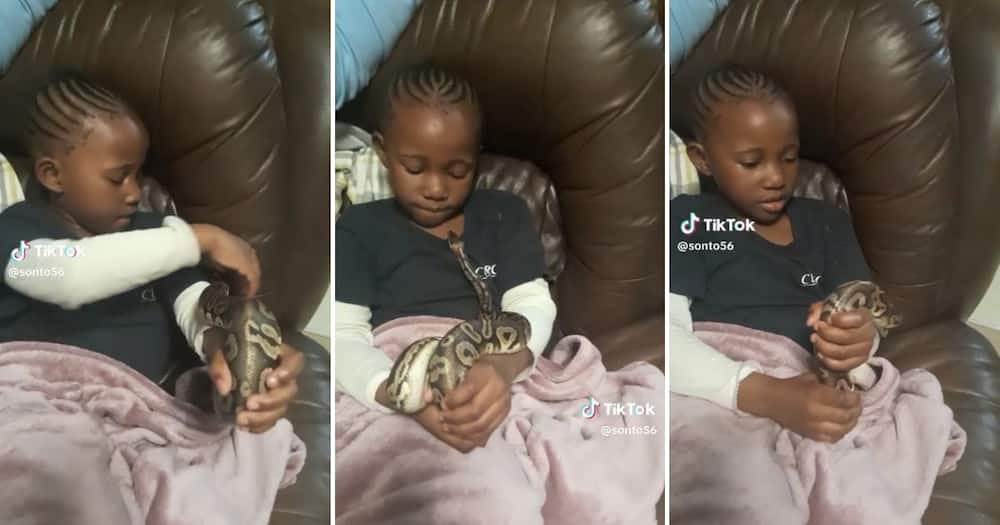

{"left": 9, "top": 241, "right": 30, "bottom": 262}
{"left": 680, "top": 212, "right": 701, "bottom": 235}
{"left": 580, "top": 397, "right": 600, "bottom": 419}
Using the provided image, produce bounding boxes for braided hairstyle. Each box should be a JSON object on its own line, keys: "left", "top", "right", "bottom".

{"left": 378, "top": 65, "right": 482, "bottom": 142}
{"left": 689, "top": 64, "right": 795, "bottom": 141}
{"left": 24, "top": 74, "right": 136, "bottom": 158}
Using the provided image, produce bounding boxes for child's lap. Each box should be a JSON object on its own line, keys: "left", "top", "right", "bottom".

{"left": 335, "top": 394, "right": 545, "bottom": 524}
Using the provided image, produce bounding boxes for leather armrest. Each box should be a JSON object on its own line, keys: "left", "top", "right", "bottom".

{"left": 588, "top": 313, "right": 665, "bottom": 372}
{"left": 879, "top": 320, "right": 1000, "bottom": 523}
{"left": 271, "top": 332, "right": 331, "bottom": 524}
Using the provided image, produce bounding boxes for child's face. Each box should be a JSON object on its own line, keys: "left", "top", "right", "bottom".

{"left": 374, "top": 101, "right": 478, "bottom": 229}
{"left": 689, "top": 97, "right": 799, "bottom": 225}
{"left": 36, "top": 113, "right": 147, "bottom": 235}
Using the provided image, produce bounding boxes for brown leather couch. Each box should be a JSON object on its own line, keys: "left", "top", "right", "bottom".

{"left": 337, "top": 0, "right": 665, "bottom": 523}
{"left": 339, "top": 0, "right": 666, "bottom": 371}
{"left": 671, "top": 0, "right": 1000, "bottom": 522}
{"left": 0, "top": 0, "right": 331, "bottom": 523}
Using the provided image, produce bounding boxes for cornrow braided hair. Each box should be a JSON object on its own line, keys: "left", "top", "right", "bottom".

{"left": 690, "top": 64, "right": 794, "bottom": 141}
{"left": 379, "top": 65, "right": 482, "bottom": 137}
{"left": 24, "top": 74, "right": 134, "bottom": 157}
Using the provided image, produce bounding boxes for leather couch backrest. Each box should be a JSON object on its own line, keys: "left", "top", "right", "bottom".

{"left": 672, "top": 0, "right": 968, "bottom": 331}
{"left": 339, "top": 0, "right": 665, "bottom": 341}
{"left": 0, "top": 0, "right": 331, "bottom": 331}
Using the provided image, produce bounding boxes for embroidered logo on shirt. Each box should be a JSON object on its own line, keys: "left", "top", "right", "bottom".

{"left": 474, "top": 264, "right": 497, "bottom": 280}
{"left": 800, "top": 273, "right": 822, "bottom": 287}
{"left": 140, "top": 287, "right": 157, "bottom": 302}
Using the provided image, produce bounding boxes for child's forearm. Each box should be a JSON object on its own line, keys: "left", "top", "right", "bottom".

{"left": 500, "top": 278, "right": 557, "bottom": 383}
{"left": 4, "top": 216, "right": 202, "bottom": 309}
{"left": 335, "top": 301, "right": 394, "bottom": 413}
{"left": 669, "top": 293, "right": 760, "bottom": 410}
{"left": 172, "top": 281, "right": 212, "bottom": 360}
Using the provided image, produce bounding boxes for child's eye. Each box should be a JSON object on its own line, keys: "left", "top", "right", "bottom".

{"left": 403, "top": 165, "right": 423, "bottom": 175}
{"left": 449, "top": 170, "right": 469, "bottom": 179}
{"left": 739, "top": 161, "right": 759, "bottom": 169}
{"left": 784, "top": 155, "right": 799, "bottom": 163}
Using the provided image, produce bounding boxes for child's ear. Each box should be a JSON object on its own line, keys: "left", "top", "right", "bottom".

{"left": 34, "top": 157, "right": 64, "bottom": 194}
{"left": 685, "top": 142, "right": 712, "bottom": 177}
{"left": 372, "top": 132, "right": 389, "bottom": 168}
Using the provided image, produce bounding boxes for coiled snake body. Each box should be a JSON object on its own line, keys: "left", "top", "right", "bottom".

{"left": 386, "top": 231, "right": 531, "bottom": 414}
{"left": 814, "top": 280, "right": 901, "bottom": 391}
{"left": 199, "top": 282, "right": 283, "bottom": 417}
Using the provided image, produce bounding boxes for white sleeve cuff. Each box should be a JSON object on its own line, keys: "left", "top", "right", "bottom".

{"left": 335, "top": 301, "right": 394, "bottom": 413}
{"left": 173, "top": 280, "right": 212, "bottom": 361}
{"left": 500, "top": 278, "right": 557, "bottom": 384}
{"left": 669, "top": 293, "right": 761, "bottom": 410}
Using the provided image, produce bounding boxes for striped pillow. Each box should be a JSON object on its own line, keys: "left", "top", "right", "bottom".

{"left": 669, "top": 130, "right": 701, "bottom": 199}
{"left": 0, "top": 152, "right": 25, "bottom": 213}
{"left": 335, "top": 146, "right": 392, "bottom": 220}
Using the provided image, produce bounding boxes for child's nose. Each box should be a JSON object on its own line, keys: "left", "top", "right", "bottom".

{"left": 422, "top": 174, "right": 448, "bottom": 201}
{"left": 123, "top": 176, "right": 141, "bottom": 205}
{"left": 762, "top": 164, "right": 786, "bottom": 188}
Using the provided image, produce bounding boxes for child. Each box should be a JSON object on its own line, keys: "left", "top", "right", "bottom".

{"left": 335, "top": 66, "right": 557, "bottom": 451}
{"left": 670, "top": 65, "right": 878, "bottom": 443}
{"left": 0, "top": 75, "right": 302, "bottom": 433}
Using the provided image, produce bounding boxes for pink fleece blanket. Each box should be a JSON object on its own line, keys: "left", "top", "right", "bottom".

{"left": 335, "top": 316, "right": 665, "bottom": 525}
{"left": 670, "top": 322, "right": 966, "bottom": 525}
{"left": 0, "top": 341, "right": 306, "bottom": 525}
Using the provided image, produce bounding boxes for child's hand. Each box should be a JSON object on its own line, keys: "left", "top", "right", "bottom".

{"left": 440, "top": 360, "right": 514, "bottom": 448}
{"left": 238, "top": 343, "right": 304, "bottom": 433}
{"left": 190, "top": 224, "right": 261, "bottom": 296}
{"left": 738, "top": 372, "right": 862, "bottom": 443}
{"left": 411, "top": 392, "right": 480, "bottom": 453}
{"left": 806, "top": 302, "right": 876, "bottom": 372}
{"left": 203, "top": 327, "right": 233, "bottom": 396}
{"left": 205, "top": 337, "right": 304, "bottom": 433}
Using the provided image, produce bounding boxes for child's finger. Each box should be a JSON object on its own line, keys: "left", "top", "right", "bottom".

{"left": 829, "top": 310, "right": 868, "bottom": 329}
{"left": 805, "top": 302, "right": 823, "bottom": 327}
{"left": 238, "top": 405, "right": 287, "bottom": 433}
{"left": 442, "top": 379, "right": 499, "bottom": 426}
{"left": 813, "top": 321, "right": 859, "bottom": 345}
{"left": 442, "top": 369, "right": 483, "bottom": 411}
{"left": 265, "top": 347, "right": 305, "bottom": 389}
{"left": 208, "top": 351, "right": 232, "bottom": 395}
{"left": 448, "top": 392, "right": 510, "bottom": 440}
{"left": 245, "top": 380, "right": 298, "bottom": 411}
{"left": 813, "top": 335, "right": 870, "bottom": 364}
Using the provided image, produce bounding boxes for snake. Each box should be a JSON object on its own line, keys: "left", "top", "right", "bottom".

{"left": 813, "top": 280, "right": 902, "bottom": 391}
{"left": 198, "top": 281, "right": 283, "bottom": 417}
{"left": 385, "top": 231, "right": 532, "bottom": 414}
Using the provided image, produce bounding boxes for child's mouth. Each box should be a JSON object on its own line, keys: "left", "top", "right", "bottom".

{"left": 760, "top": 198, "right": 786, "bottom": 213}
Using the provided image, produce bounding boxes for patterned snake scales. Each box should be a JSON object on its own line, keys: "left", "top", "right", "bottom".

{"left": 814, "top": 280, "right": 902, "bottom": 391}
{"left": 385, "top": 231, "right": 532, "bottom": 414}
{"left": 198, "top": 282, "right": 283, "bottom": 417}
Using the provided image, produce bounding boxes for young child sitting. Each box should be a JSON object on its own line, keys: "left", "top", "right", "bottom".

{"left": 335, "top": 65, "right": 557, "bottom": 452}
{"left": 670, "top": 65, "right": 878, "bottom": 443}
{"left": 0, "top": 75, "right": 303, "bottom": 433}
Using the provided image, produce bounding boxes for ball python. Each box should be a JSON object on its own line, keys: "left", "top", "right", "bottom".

{"left": 198, "top": 281, "right": 283, "bottom": 417}
{"left": 813, "top": 280, "right": 902, "bottom": 391}
{"left": 385, "top": 231, "right": 532, "bottom": 414}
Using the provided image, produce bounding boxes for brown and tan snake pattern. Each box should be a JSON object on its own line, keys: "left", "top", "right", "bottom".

{"left": 814, "top": 280, "right": 902, "bottom": 391}
{"left": 199, "top": 282, "right": 283, "bottom": 417}
{"left": 385, "top": 231, "right": 531, "bottom": 414}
